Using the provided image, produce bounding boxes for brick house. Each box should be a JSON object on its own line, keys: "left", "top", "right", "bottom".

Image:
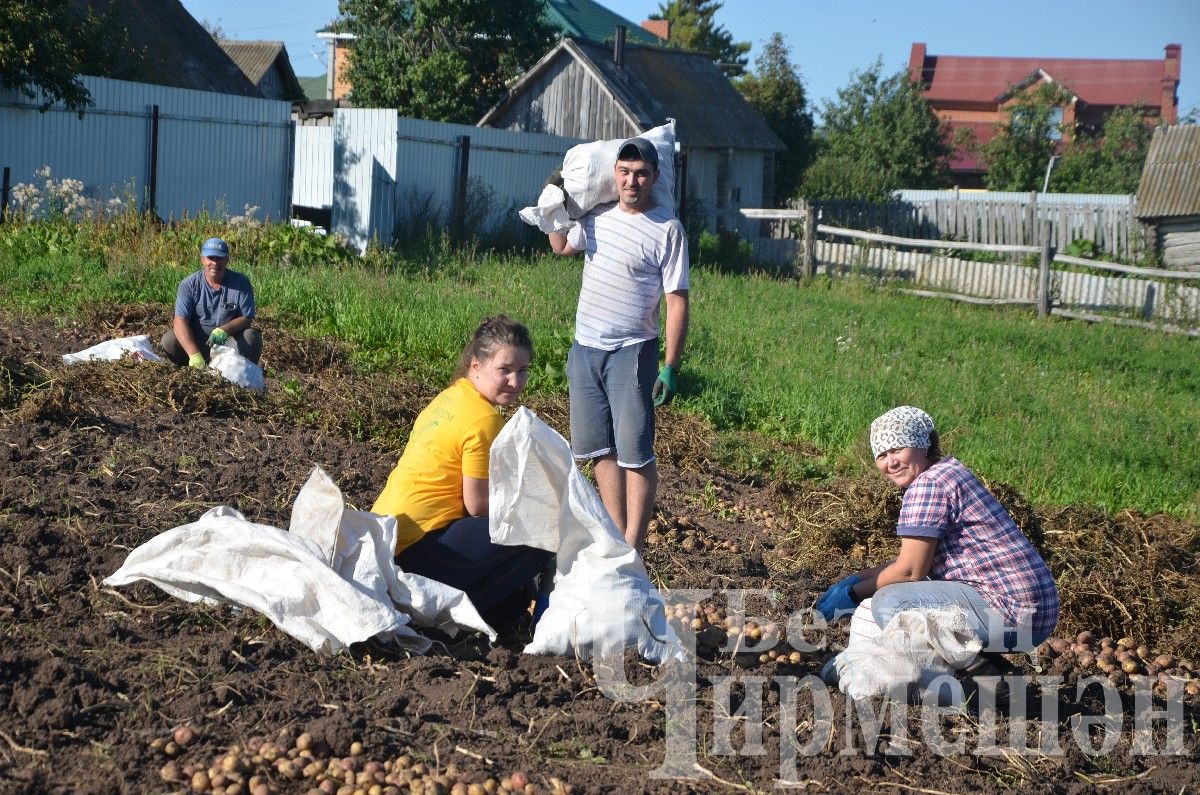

{"left": 909, "top": 42, "right": 1182, "bottom": 186}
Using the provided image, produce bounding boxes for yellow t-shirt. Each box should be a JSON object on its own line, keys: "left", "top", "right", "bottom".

{"left": 371, "top": 378, "right": 503, "bottom": 553}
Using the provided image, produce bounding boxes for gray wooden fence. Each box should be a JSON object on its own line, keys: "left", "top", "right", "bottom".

{"left": 811, "top": 193, "right": 1142, "bottom": 261}
{"left": 738, "top": 208, "right": 1200, "bottom": 337}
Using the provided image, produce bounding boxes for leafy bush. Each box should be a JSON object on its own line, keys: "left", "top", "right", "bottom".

{"left": 694, "top": 228, "right": 757, "bottom": 274}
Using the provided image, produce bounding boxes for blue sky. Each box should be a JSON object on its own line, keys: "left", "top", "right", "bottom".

{"left": 180, "top": 0, "right": 1199, "bottom": 120}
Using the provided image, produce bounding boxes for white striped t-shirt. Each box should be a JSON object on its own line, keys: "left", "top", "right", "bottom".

{"left": 566, "top": 201, "right": 689, "bottom": 351}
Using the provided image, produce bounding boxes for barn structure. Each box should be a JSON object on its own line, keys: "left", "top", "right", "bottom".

{"left": 1136, "top": 125, "right": 1200, "bottom": 271}
{"left": 477, "top": 32, "right": 784, "bottom": 231}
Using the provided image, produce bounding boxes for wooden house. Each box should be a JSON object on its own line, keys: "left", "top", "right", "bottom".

{"left": 77, "top": 0, "right": 261, "bottom": 97}
{"left": 219, "top": 40, "right": 305, "bottom": 102}
{"left": 909, "top": 42, "right": 1181, "bottom": 186}
{"left": 477, "top": 34, "right": 786, "bottom": 229}
{"left": 1136, "top": 125, "right": 1200, "bottom": 271}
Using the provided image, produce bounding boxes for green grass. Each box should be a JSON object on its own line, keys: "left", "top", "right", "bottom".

{"left": 3, "top": 232, "right": 1197, "bottom": 519}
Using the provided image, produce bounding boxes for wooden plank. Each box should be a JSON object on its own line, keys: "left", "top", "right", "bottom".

{"left": 899, "top": 288, "right": 1036, "bottom": 306}
{"left": 1053, "top": 253, "right": 1200, "bottom": 280}
{"left": 815, "top": 224, "right": 1038, "bottom": 253}
{"left": 1051, "top": 308, "right": 1200, "bottom": 337}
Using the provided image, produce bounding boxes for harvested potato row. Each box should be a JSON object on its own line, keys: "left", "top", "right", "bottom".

{"left": 1038, "top": 631, "right": 1200, "bottom": 696}
{"left": 151, "top": 728, "right": 571, "bottom": 795}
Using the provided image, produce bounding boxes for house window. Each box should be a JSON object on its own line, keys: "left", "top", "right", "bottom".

{"left": 1048, "top": 107, "right": 1064, "bottom": 141}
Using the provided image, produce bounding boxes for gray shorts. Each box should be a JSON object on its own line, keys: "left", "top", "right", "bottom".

{"left": 568, "top": 339, "right": 657, "bottom": 468}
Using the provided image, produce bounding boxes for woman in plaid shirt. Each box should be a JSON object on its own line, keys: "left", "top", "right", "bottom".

{"left": 816, "top": 406, "right": 1059, "bottom": 655}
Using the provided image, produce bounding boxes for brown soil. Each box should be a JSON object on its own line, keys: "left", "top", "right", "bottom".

{"left": 2, "top": 305, "right": 1198, "bottom": 794}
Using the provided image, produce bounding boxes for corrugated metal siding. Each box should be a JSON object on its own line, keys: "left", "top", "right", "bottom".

{"left": 332, "top": 111, "right": 586, "bottom": 252}
{"left": 1135, "top": 126, "right": 1200, "bottom": 219}
{"left": 293, "top": 126, "right": 333, "bottom": 210}
{"left": 1, "top": 76, "right": 291, "bottom": 220}
{"left": 333, "top": 110, "right": 399, "bottom": 252}
{"left": 895, "top": 189, "right": 1134, "bottom": 206}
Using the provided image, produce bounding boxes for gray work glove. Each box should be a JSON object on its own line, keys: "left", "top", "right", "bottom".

{"left": 546, "top": 169, "right": 564, "bottom": 189}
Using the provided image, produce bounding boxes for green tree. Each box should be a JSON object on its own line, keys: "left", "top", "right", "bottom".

{"left": 735, "top": 33, "right": 813, "bottom": 203}
{"left": 650, "top": 0, "right": 749, "bottom": 76}
{"left": 980, "top": 83, "right": 1071, "bottom": 191}
{"left": 0, "top": 0, "right": 135, "bottom": 113}
{"left": 799, "top": 60, "right": 950, "bottom": 201}
{"left": 338, "top": 0, "right": 557, "bottom": 123}
{"left": 1050, "top": 106, "right": 1153, "bottom": 194}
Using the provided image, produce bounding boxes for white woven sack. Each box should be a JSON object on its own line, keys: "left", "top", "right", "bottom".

{"left": 208, "top": 341, "right": 265, "bottom": 392}
{"left": 559, "top": 120, "right": 677, "bottom": 218}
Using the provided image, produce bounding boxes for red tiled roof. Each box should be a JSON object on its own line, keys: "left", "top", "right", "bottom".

{"left": 920, "top": 54, "right": 1167, "bottom": 107}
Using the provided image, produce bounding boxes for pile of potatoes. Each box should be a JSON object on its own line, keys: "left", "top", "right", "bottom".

{"left": 665, "top": 601, "right": 809, "bottom": 667}
{"left": 1038, "top": 631, "right": 1200, "bottom": 696}
{"left": 152, "top": 727, "right": 572, "bottom": 795}
{"left": 645, "top": 516, "right": 740, "bottom": 554}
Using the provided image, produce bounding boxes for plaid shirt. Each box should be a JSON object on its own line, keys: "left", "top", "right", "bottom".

{"left": 896, "top": 458, "right": 1059, "bottom": 642}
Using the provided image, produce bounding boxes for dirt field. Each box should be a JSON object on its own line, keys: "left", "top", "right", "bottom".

{"left": 2, "top": 305, "right": 1198, "bottom": 794}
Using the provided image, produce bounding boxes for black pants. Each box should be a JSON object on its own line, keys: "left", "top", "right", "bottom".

{"left": 160, "top": 322, "right": 262, "bottom": 365}
{"left": 397, "top": 515, "right": 552, "bottom": 626}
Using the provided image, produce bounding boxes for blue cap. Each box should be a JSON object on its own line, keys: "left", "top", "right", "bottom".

{"left": 201, "top": 237, "right": 229, "bottom": 258}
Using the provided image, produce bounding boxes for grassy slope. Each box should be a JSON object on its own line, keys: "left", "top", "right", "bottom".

{"left": 5, "top": 248, "right": 1197, "bottom": 517}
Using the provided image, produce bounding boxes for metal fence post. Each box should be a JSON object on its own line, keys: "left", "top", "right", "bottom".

{"left": 1038, "top": 220, "right": 1054, "bottom": 318}
{"left": 452, "top": 135, "right": 471, "bottom": 240}
{"left": 1, "top": 166, "right": 10, "bottom": 223}
{"left": 146, "top": 105, "right": 160, "bottom": 218}
{"left": 802, "top": 200, "right": 816, "bottom": 278}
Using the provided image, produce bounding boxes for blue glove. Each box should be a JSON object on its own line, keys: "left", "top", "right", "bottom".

{"left": 816, "top": 579, "right": 858, "bottom": 621}
{"left": 833, "top": 572, "right": 860, "bottom": 591}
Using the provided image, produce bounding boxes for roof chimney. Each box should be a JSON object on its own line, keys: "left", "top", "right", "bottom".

{"left": 641, "top": 19, "right": 670, "bottom": 42}
{"left": 1163, "top": 43, "right": 1181, "bottom": 124}
{"left": 614, "top": 25, "right": 626, "bottom": 69}
{"left": 908, "top": 42, "right": 927, "bottom": 87}
{"left": 1165, "top": 43, "right": 1181, "bottom": 79}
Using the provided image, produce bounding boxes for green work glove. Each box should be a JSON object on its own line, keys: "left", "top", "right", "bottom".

{"left": 188, "top": 352, "right": 206, "bottom": 369}
{"left": 652, "top": 364, "right": 677, "bottom": 407}
{"left": 208, "top": 327, "right": 230, "bottom": 347}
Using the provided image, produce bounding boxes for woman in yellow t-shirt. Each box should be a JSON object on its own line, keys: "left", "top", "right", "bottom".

{"left": 372, "top": 316, "right": 551, "bottom": 627}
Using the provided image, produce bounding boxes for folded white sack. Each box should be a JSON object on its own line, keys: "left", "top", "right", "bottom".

{"left": 517, "top": 184, "right": 575, "bottom": 234}
{"left": 208, "top": 340, "right": 264, "bottom": 391}
{"left": 833, "top": 606, "right": 982, "bottom": 703}
{"left": 104, "top": 466, "right": 494, "bottom": 655}
{"left": 488, "top": 407, "right": 683, "bottom": 663}
{"left": 63, "top": 334, "right": 162, "bottom": 364}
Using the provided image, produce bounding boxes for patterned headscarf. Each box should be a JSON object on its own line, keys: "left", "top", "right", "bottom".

{"left": 870, "top": 406, "right": 935, "bottom": 458}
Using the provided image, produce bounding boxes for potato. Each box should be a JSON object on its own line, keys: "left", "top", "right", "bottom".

{"left": 1076, "top": 630, "right": 1096, "bottom": 646}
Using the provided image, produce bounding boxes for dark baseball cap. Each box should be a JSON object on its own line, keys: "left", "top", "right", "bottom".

{"left": 617, "top": 136, "right": 659, "bottom": 169}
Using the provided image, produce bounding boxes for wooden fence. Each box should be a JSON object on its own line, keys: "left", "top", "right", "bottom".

{"left": 799, "top": 193, "right": 1143, "bottom": 261}
{"left": 709, "top": 194, "right": 1142, "bottom": 266}
{"left": 738, "top": 208, "right": 1200, "bottom": 337}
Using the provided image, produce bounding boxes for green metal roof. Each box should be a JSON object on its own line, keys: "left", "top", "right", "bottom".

{"left": 542, "top": 0, "right": 663, "bottom": 45}
{"left": 297, "top": 74, "right": 328, "bottom": 101}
